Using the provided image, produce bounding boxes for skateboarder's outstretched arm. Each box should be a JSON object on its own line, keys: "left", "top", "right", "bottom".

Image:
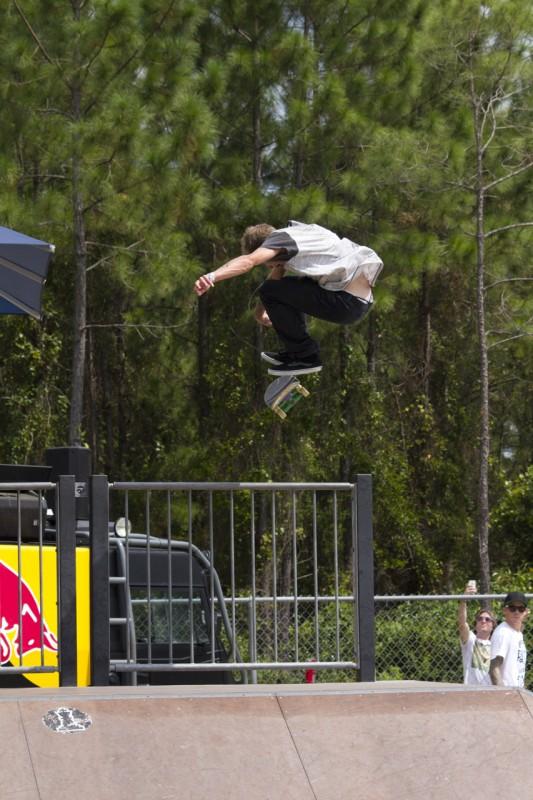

{"left": 194, "top": 247, "right": 283, "bottom": 296}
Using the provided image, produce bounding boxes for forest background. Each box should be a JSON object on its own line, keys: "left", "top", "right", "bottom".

{"left": 1, "top": 0, "right": 532, "bottom": 597}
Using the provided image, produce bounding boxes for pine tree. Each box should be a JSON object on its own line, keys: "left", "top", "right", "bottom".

{"left": 2, "top": 0, "right": 215, "bottom": 464}
{"left": 419, "top": 0, "right": 533, "bottom": 590}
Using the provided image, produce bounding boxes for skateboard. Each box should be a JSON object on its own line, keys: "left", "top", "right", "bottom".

{"left": 264, "top": 375, "right": 310, "bottom": 420}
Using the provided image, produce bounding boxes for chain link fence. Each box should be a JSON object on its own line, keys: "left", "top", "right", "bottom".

{"left": 224, "top": 594, "right": 533, "bottom": 690}
{"left": 375, "top": 595, "right": 533, "bottom": 692}
{"left": 217, "top": 596, "right": 358, "bottom": 682}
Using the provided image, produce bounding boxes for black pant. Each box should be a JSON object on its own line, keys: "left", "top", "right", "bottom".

{"left": 258, "top": 276, "right": 371, "bottom": 358}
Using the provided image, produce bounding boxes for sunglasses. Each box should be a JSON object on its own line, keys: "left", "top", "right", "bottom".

{"left": 477, "top": 616, "right": 493, "bottom": 623}
{"left": 506, "top": 605, "right": 527, "bottom": 613}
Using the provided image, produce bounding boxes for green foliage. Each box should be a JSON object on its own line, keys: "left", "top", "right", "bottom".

{"left": 0, "top": 319, "right": 67, "bottom": 462}
{"left": 491, "top": 564, "right": 533, "bottom": 596}
{"left": 490, "top": 469, "right": 533, "bottom": 566}
{"left": 0, "top": 0, "right": 532, "bottom": 596}
{"left": 376, "top": 601, "right": 463, "bottom": 684}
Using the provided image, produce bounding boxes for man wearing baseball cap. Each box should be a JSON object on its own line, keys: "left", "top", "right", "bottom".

{"left": 489, "top": 592, "right": 529, "bottom": 688}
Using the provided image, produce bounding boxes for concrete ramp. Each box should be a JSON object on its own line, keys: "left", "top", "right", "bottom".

{"left": 1, "top": 681, "right": 533, "bottom": 800}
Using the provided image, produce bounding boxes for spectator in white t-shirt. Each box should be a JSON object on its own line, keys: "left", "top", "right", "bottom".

{"left": 490, "top": 592, "right": 529, "bottom": 688}
{"left": 458, "top": 582, "right": 496, "bottom": 685}
{"left": 194, "top": 221, "right": 383, "bottom": 376}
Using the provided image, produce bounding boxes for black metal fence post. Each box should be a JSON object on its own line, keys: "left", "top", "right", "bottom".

{"left": 355, "top": 474, "right": 375, "bottom": 681}
{"left": 57, "top": 475, "right": 77, "bottom": 686}
{"left": 89, "top": 475, "right": 110, "bottom": 686}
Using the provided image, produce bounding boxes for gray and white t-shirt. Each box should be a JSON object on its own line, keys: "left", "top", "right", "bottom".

{"left": 262, "top": 221, "right": 383, "bottom": 293}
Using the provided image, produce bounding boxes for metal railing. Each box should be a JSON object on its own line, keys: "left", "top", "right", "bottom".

{"left": 221, "top": 594, "right": 358, "bottom": 683}
{"left": 2, "top": 475, "right": 530, "bottom": 690}
{"left": 0, "top": 478, "right": 77, "bottom": 684}
{"left": 119, "top": 590, "right": 533, "bottom": 688}
{"left": 183, "top": 592, "right": 529, "bottom": 688}
{"left": 0, "top": 483, "right": 55, "bottom": 676}
{"left": 97, "top": 478, "right": 374, "bottom": 682}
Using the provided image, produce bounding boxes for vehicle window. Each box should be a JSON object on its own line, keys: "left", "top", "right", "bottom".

{"left": 131, "top": 587, "right": 210, "bottom": 645}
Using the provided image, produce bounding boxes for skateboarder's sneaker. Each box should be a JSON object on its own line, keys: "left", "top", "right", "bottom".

{"left": 260, "top": 350, "right": 292, "bottom": 366}
{"left": 268, "top": 355, "right": 323, "bottom": 376}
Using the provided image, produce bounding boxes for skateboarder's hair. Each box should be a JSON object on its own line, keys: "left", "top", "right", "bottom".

{"left": 241, "top": 224, "right": 275, "bottom": 254}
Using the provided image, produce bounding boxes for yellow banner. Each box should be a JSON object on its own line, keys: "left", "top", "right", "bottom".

{"left": 0, "top": 544, "right": 91, "bottom": 687}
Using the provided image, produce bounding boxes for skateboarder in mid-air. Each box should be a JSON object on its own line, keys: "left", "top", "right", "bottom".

{"left": 194, "top": 221, "right": 383, "bottom": 376}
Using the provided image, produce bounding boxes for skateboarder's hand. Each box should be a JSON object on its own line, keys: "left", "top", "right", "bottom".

{"left": 255, "top": 307, "right": 272, "bottom": 327}
{"left": 194, "top": 274, "right": 215, "bottom": 296}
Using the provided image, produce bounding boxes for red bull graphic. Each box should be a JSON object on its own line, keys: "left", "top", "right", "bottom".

{"left": 0, "top": 544, "right": 90, "bottom": 688}
{"left": 0, "top": 559, "right": 58, "bottom": 664}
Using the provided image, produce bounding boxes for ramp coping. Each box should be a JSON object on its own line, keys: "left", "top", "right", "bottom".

{"left": 1, "top": 680, "right": 530, "bottom": 704}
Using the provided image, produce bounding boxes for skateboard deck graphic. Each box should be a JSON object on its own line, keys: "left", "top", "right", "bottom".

{"left": 264, "top": 376, "right": 310, "bottom": 420}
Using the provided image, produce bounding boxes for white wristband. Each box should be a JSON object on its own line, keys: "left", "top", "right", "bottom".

{"left": 206, "top": 272, "right": 215, "bottom": 286}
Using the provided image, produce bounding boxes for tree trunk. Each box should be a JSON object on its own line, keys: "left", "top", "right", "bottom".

{"left": 87, "top": 326, "right": 98, "bottom": 463}
{"left": 68, "top": 4, "right": 87, "bottom": 446}
{"left": 117, "top": 325, "right": 127, "bottom": 478}
{"left": 420, "top": 271, "right": 431, "bottom": 402}
{"left": 471, "top": 83, "right": 491, "bottom": 593}
{"left": 68, "top": 87, "right": 87, "bottom": 446}
{"left": 293, "top": 11, "right": 310, "bottom": 189}
{"left": 366, "top": 311, "right": 377, "bottom": 376}
{"left": 251, "top": 20, "right": 262, "bottom": 187}
{"left": 253, "top": 322, "right": 265, "bottom": 407}
{"left": 476, "top": 192, "right": 491, "bottom": 593}
{"left": 197, "top": 294, "right": 210, "bottom": 422}
{"left": 250, "top": 23, "right": 266, "bottom": 403}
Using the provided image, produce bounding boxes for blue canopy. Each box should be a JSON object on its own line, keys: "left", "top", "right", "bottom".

{"left": 0, "top": 225, "right": 55, "bottom": 319}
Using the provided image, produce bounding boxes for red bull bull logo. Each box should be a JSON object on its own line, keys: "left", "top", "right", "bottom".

{"left": 0, "top": 544, "right": 90, "bottom": 687}
{"left": 0, "top": 559, "right": 58, "bottom": 665}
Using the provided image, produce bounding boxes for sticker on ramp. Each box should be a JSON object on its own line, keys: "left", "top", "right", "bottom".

{"left": 42, "top": 707, "right": 92, "bottom": 734}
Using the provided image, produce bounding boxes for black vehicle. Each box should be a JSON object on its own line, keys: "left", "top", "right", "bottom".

{"left": 108, "top": 530, "right": 241, "bottom": 685}
{"left": 0, "top": 448, "right": 242, "bottom": 688}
